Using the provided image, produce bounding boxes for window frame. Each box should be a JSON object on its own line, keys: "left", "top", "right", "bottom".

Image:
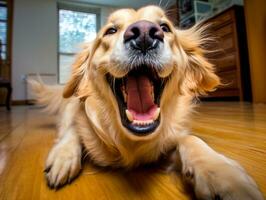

{"left": 0, "top": 2, "right": 8, "bottom": 61}
{"left": 57, "top": 2, "right": 100, "bottom": 84}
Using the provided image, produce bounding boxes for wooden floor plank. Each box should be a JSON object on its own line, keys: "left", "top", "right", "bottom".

{"left": 0, "top": 102, "right": 265, "bottom": 199}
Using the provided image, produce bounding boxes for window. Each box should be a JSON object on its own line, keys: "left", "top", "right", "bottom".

{"left": 58, "top": 4, "right": 100, "bottom": 84}
{"left": 0, "top": 1, "right": 7, "bottom": 61}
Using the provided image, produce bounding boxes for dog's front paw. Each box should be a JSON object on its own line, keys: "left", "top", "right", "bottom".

{"left": 44, "top": 141, "right": 82, "bottom": 189}
{"left": 182, "top": 155, "right": 263, "bottom": 200}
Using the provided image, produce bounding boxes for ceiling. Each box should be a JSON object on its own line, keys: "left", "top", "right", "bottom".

{"left": 68, "top": 0, "right": 176, "bottom": 8}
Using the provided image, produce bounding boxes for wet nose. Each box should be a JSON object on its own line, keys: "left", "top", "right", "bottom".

{"left": 124, "top": 20, "right": 164, "bottom": 52}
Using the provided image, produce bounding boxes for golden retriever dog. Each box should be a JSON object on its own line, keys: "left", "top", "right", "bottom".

{"left": 30, "top": 5, "right": 263, "bottom": 200}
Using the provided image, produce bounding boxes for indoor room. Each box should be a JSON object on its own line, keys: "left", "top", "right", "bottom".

{"left": 0, "top": 0, "right": 265, "bottom": 199}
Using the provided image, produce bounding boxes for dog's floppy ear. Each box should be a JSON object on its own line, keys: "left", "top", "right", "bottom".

{"left": 184, "top": 54, "right": 220, "bottom": 95}
{"left": 176, "top": 24, "right": 220, "bottom": 95}
{"left": 63, "top": 43, "right": 92, "bottom": 98}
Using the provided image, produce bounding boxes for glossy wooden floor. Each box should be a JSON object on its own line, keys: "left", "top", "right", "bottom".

{"left": 0, "top": 102, "right": 265, "bottom": 199}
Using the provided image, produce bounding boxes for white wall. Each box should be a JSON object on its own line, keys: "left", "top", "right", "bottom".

{"left": 101, "top": 7, "right": 118, "bottom": 25}
{"left": 12, "top": 0, "right": 57, "bottom": 101}
{"left": 12, "top": 0, "right": 118, "bottom": 100}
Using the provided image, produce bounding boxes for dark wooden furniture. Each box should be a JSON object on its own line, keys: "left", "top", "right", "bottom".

{"left": 0, "top": 78, "right": 12, "bottom": 110}
{"left": 205, "top": 5, "right": 252, "bottom": 101}
{"left": 0, "top": 0, "right": 13, "bottom": 110}
{"left": 0, "top": 40, "right": 12, "bottom": 110}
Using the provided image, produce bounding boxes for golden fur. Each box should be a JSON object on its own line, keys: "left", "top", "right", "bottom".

{"left": 62, "top": 6, "right": 219, "bottom": 167}
{"left": 30, "top": 6, "right": 263, "bottom": 199}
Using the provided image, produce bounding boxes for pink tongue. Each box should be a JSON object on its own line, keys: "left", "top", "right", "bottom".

{"left": 126, "top": 75, "right": 155, "bottom": 114}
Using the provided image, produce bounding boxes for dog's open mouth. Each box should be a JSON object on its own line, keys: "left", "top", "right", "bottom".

{"left": 106, "top": 65, "right": 167, "bottom": 135}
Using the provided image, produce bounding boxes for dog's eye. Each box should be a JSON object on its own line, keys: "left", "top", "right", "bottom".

{"left": 160, "top": 23, "right": 171, "bottom": 33}
{"left": 104, "top": 27, "right": 117, "bottom": 36}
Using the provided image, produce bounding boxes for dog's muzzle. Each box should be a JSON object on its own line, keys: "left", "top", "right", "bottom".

{"left": 106, "top": 20, "right": 169, "bottom": 136}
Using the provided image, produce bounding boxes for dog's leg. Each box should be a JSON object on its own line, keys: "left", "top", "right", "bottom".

{"left": 44, "top": 99, "right": 82, "bottom": 189}
{"left": 175, "top": 135, "right": 263, "bottom": 200}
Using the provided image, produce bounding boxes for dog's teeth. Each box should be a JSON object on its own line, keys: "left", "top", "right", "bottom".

{"left": 151, "top": 85, "right": 154, "bottom": 102}
{"left": 121, "top": 86, "right": 127, "bottom": 103}
{"left": 133, "top": 120, "right": 140, "bottom": 125}
{"left": 132, "top": 120, "right": 154, "bottom": 126}
{"left": 125, "top": 110, "right": 133, "bottom": 122}
{"left": 132, "top": 120, "right": 138, "bottom": 125}
{"left": 152, "top": 108, "right": 160, "bottom": 120}
{"left": 144, "top": 120, "right": 153, "bottom": 125}
{"left": 147, "top": 120, "right": 153, "bottom": 124}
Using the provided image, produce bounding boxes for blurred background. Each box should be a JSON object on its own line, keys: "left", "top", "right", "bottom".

{"left": 0, "top": 0, "right": 265, "bottom": 110}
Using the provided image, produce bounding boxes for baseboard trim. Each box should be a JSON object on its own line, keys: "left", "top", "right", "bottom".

{"left": 12, "top": 100, "right": 35, "bottom": 105}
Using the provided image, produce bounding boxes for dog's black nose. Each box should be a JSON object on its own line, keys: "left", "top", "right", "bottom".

{"left": 124, "top": 20, "right": 164, "bottom": 52}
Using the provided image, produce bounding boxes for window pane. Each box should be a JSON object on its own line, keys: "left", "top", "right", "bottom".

{"left": 1, "top": 44, "right": 5, "bottom": 52}
{"left": 59, "top": 9, "right": 96, "bottom": 53}
{"left": 59, "top": 54, "right": 75, "bottom": 84}
{"left": 0, "top": 44, "right": 6, "bottom": 60}
{"left": 0, "top": 22, "right": 7, "bottom": 44}
{"left": 0, "top": 6, "right": 7, "bottom": 20}
{"left": 1, "top": 52, "right": 5, "bottom": 60}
